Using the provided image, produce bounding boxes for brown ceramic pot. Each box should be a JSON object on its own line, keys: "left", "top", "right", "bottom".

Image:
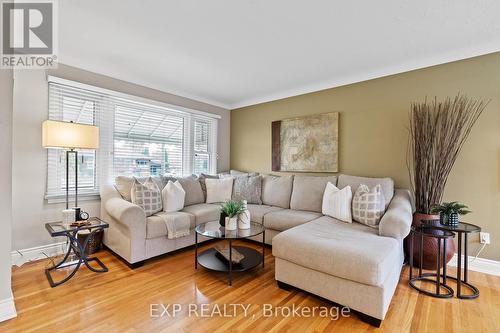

{"left": 404, "top": 213, "right": 455, "bottom": 270}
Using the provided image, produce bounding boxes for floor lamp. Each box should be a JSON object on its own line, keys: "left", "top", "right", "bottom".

{"left": 42, "top": 120, "right": 99, "bottom": 214}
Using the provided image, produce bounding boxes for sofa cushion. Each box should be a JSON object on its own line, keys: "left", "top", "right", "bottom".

{"left": 337, "top": 174, "right": 394, "bottom": 209}
{"left": 290, "top": 175, "right": 337, "bottom": 213}
{"left": 146, "top": 211, "right": 195, "bottom": 239}
{"left": 206, "top": 178, "right": 233, "bottom": 203}
{"left": 247, "top": 204, "right": 283, "bottom": 224}
{"left": 272, "top": 216, "right": 401, "bottom": 286}
{"left": 261, "top": 175, "right": 294, "bottom": 208}
{"left": 232, "top": 175, "right": 262, "bottom": 204}
{"left": 178, "top": 175, "right": 205, "bottom": 206}
{"left": 115, "top": 176, "right": 163, "bottom": 202}
{"left": 263, "top": 209, "right": 322, "bottom": 231}
{"left": 198, "top": 173, "right": 219, "bottom": 201}
{"left": 182, "top": 203, "right": 221, "bottom": 224}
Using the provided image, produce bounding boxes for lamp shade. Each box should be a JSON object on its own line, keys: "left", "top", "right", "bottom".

{"left": 42, "top": 120, "right": 99, "bottom": 149}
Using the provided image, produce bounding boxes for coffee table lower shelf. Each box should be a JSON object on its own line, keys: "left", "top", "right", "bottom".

{"left": 196, "top": 246, "right": 263, "bottom": 285}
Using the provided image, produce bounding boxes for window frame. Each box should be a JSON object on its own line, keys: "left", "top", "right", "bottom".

{"left": 45, "top": 76, "right": 219, "bottom": 203}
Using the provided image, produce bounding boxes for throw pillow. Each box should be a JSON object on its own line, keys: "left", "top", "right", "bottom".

{"left": 177, "top": 175, "right": 205, "bottom": 206}
{"left": 322, "top": 182, "right": 352, "bottom": 223}
{"left": 205, "top": 178, "right": 234, "bottom": 204}
{"left": 162, "top": 181, "right": 185, "bottom": 212}
{"left": 352, "top": 184, "right": 386, "bottom": 228}
{"left": 232, "top": 175, "right": 262, "bottom": 204}
{"left": 261, "top": 175, "right": 294, "bottom": 208}
{"left": 199, "top": 173, "right": 219, "bottom": 201}
{"left": 131, "top": 177, "right": 162, "bottom": 216}
{"left": 115, "top": 175, "right": 163, "bottom": 202}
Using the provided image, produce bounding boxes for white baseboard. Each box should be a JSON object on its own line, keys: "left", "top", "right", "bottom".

{"left": 11, "top": 242, "right": 66, "bottom": 267}
{"left": 0, "top": 296, "right": 17, "bottom": 322}
{"left": 448, "top": 254, "right": 500, "bottom": 277}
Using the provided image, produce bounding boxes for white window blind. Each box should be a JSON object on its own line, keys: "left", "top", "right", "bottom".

{"left": 46, "top": 78, "right": 218, "bottom": 201}
{"left": 47, "top": 83, "right": 102, "bottom": 199}
{"left": 193, "top": 119, "right": 212, "bottom": 174}
{"left": 112, "top": 101, "right": 185, "bottom": 177}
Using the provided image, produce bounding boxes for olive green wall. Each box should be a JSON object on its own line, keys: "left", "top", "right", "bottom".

{"left": 231, "top": 52, "right": 500, "bottom": 261}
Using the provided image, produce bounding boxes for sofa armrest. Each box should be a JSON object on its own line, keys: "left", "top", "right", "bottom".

{"left": 105, "top": 197, "right": 147, "bottom": 232}
{"left": 100, "top": 184, "right": 147, "bottom": 263}
{"left": 378, "top": 189, "right": 414, "bottom": 240}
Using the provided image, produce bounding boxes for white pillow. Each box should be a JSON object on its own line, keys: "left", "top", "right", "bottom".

{"left": 322, "top": 182, "right": 352, "bottom": 223}
{"left": 352, "top": 184, "right": 385, "bottom": 228}
{"left": 162, "top": 181, "right": 185, "bottom": 212}
{"left": 205, "top": 178, "right": 234, "bottom": 203}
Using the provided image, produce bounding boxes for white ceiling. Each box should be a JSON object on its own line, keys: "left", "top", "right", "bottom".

{"left": 59, "top": 0, "right": 500, "bottom": 109}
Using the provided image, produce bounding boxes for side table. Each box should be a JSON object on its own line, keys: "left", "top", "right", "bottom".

{"left": 409, "top": 224, "right": 455, "bottom": 298}
{"left": 422, "top": 220, "right": 481, "bottom": 299}
{"left": 45, "top": 217, "right": 109, "bottom": 287}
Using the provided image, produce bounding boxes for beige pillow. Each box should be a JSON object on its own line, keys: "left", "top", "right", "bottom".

{"left": 290, "top": 175, "right": 337, "bottom": 212}
{"left": 352, "top": 184, "right": 385, "bottom": 228}
{"left": 131, "top": 177, "right": 162, "bottom": 216}
{"left": 177, "top": 175, "right": 204, "bottom": 206}
{"left": 205, "top": 178, "right": 234, "bottom": 204}
{"left": 261, "top": 175, "right": 293, "bottom": 208}
{"left": 162, "top": 181, "right": 185, "bottom": 212}
{"left": 322, "top": 182, "right": 352, "bottom": 223}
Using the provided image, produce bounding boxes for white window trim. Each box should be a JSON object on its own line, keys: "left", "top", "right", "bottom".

{"left": 47, "top": 76, "right": 221, "bottom": 120}
{"left": 46, "top": 76, "right": 220, "bottom": 203}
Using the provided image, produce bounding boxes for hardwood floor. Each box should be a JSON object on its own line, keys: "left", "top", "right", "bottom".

{"left": 1, "top": 240, "right": 499, "bottom": 333}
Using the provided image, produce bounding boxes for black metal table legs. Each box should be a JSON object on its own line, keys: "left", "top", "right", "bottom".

{"left": 45, "top": 228, "right": 108, "bottom": 287}
{"left": 409, "top": 228, "right": 454, "bottom": 298}
{"left": 446, "top": 232, "right": 480, "bottom": 299}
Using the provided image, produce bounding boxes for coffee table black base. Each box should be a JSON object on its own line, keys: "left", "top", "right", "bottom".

{"left": 197, "top": 246, "right": 262, "bottom": 273}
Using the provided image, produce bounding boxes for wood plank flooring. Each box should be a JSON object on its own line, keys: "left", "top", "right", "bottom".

{"left": 1, "top": 240, "right": 499, "bottom": 333}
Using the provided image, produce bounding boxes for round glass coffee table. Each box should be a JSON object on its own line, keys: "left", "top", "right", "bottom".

{"left": 195, "top": 221, "right": 265, "bottom": 286}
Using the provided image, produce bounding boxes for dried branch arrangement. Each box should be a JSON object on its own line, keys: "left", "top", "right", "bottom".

{"left": 407, "top": 94, "right": 488, "bottom": 214}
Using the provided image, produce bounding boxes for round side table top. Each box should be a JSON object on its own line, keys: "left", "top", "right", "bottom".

{"left": 421, "top": 219, "right": 481, "bottom": 234}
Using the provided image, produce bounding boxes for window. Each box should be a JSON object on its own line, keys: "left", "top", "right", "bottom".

{"left": 46, "top": 77, "right": 218, "bottom": 201}
{"left": 193, "top": 119, "right": 212, "bottom": 174}
{"left": 113, "top": 103, "right": 185, "bottom": 177}
{"left": 47, "top": 84, "right": 101, "bottom": 199}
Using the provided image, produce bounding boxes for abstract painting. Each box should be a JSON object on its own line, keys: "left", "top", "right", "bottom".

{"left": 272, "top": 112, "right": 338, "bottom": 172}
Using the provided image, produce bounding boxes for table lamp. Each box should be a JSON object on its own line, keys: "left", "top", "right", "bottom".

{"left": 42, "top": 120, "right": 99, "bottom": 212}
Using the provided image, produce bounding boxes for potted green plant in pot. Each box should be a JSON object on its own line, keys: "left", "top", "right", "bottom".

{"left": 431, "top": 202, "right": 471, "bottom": 227}
{"left": 406, "top": 94, "right": 487, "bottom": 269}
{"left": 221, "top": 200, "right": 245, "bottom": 231}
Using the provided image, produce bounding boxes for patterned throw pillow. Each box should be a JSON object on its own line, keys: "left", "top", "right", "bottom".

{"left": 352, "top": 184, "right": 385, "bottom": 228}
{"left": 232, "top": 175, "right": 262, "bottom": 204}
{"left": 131, "top": 177, "right": 162, "bottom": 216}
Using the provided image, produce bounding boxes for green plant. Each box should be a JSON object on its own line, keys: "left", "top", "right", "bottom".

{"left": 221, "top": 200, "right": 245, "bottom": 218}
{"left": 430, "top": 201, "right": 472, "bottom": 216}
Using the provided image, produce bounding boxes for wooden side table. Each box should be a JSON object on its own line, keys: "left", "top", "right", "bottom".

{"left": 45, "top": 217, "right": 109, "bottom": 287}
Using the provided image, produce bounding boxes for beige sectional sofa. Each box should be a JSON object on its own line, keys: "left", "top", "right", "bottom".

{"left": 100, "top": 173, "right": 413, "bottom": 326}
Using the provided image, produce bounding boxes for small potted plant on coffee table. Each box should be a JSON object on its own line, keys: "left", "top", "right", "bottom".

{"left": 221, "top": 200, "right": 245, "bottom": 230}
{"left": 431, "top": 201, "right": 472, "bottom": 227}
